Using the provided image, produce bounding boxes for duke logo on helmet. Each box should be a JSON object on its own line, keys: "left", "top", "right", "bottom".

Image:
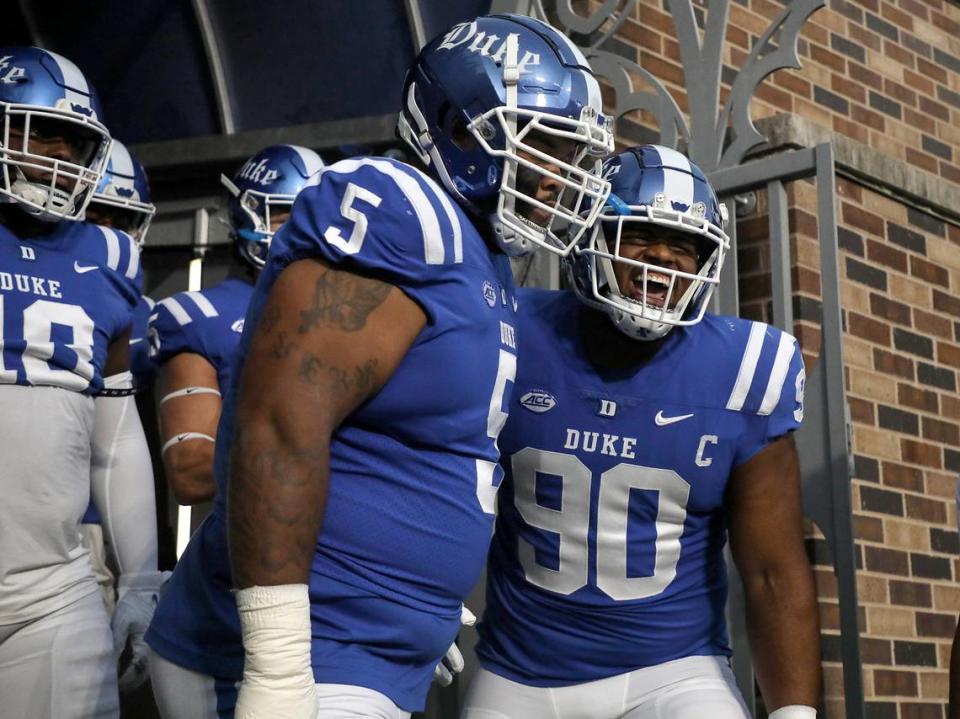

{"left": 398, "top": 14, "right": 614, "bottom": 258}
{"left": 220, "top": 144, "right": 326, "bottom": 269}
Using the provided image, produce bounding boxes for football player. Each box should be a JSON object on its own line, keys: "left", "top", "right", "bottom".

{"left": 148, "top": 144, "right": 324, "bottom": 507}
{"left": 462, "top": 146, "right": 820, "bottom": 719}
{"left": 0, "top": 47, "right": 161, "bottom": 718}
{"left": 144, "top": 13, "right": 613, "bottom": 719}
{"left": 81, "top": 138, "right": 158, "bottom": 566}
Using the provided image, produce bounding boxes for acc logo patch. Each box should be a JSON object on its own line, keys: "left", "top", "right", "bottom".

{"left": 482, "top": 280, "right": 497, "bottom": 308}
{"left": 520, "top": 389, "right": 557, "bottom": 414}
{"left": 231, "top": 319, "right": 245, "bottom": 333}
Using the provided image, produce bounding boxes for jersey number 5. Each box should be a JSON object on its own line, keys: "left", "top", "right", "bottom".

{"left": 512, "top": 447, "right": 691, "bottom": 601}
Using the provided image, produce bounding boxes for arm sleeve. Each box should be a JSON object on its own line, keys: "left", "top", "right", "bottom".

{"left": 90, "top": 371, "right": 158, "bottom": 576}
{"left": 272, "top": 157, "right": 464, "bottom": 323}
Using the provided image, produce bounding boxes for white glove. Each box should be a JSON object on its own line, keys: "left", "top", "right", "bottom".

{"left": 433, "top": 605, "right": 476, "bottom": 687}
{"left": 111, "top": 571, "right": 169, "bottom": 693}
{"left": 235, "top": 584, "right": 318, "bottom": 719}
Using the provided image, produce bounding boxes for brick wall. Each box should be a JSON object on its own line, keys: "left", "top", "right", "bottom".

{"left": 601, "top": 0, "right": 960, "bottom": 715}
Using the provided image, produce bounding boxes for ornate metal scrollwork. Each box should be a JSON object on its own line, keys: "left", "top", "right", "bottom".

{"left": 529, "top": 0, "right": 825, "bottom": 171}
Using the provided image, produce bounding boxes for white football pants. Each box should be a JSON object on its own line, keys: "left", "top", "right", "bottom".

{"left": 461, "top": 656, "right": 750, "bottom": 719}
{"left": 150, "top": 649, "right": 412, "bottom": 719}
{"left": 0, "top": 590, "right": 118, "bottom": 719}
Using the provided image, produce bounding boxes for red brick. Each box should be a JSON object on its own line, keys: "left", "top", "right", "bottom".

{"left": 938, "top": 342, "right": 960, "bottom": 370}
{"left": 849, "top": 312, "right": 891, "bottom": 345}
{"left": 882, "top": 461, "right": 925, "bottom": 491}
{"left": 865, "top": 545, "right": 910, "bottom": 575}
{"left": 916, "top": 612, "right": 957, "bottom": 638}
{"left": 871, "top": 294, "right": 912, "bottom": 325}
{"left": 901, "top": 438, "right": 943, "bottom": 468}
{"left": 890, "top": 579, "right": 932, "bottom": 607}
{"left": 851, "top": 103, "right": 886, "bottom": 131}
{"left": 755, "top": 82, "right": 793, "bottom": 113}
{"left": 849, "top": 62, "right": 884, "bottom": 91}
{"left": 898, "top": 0, "right": 929, "bottom": 19}
{"left": 775, "top": 71, "right": 811, "bottom": 99}
{"left": 903, "top": 69, "right": 935, "bottom": 97}
{"left": 833, "top": 115, "right": 870, "bottom": 144}
{"left": 832, "top": 73, "right": 867, "bottom": 104}
{"left": 905, "top": 147, "right": 939, "bottom": 173}
{"left": 874, "top": 668, "right": 918, "bottom": 696}
{"left": 849, "top": 396, "right": 876, "bottom": 424}
{"left": 639, "top": 52, "right": 684, "bottom": 87}
{"left": 897, "top": 383, "right": 938, "bottom": 413}
{"left": 881, "top": 2, "right": 915, "bottom": 30}
{"left": 922, "top": 416, "right": 960, "bottom": 444}
{"left": 848, "top": 23, "right": 882, "bottom": 52}
{"left": 904, "top": 493, "right": 948, "bottom": 523}
{"left": 917, "top": 56, "right": 948, "bottom": 83}
{"left": 910, "top": 256, "right": 950, "bottom": 287}
{"left": 934, "top": 290, "right": 960, "bottom": 318}
{"left": 811, "top": 43, "right": 847, "bottom": 72}
{"left": 914, "top": 309, "right": 953, "bottom": 340}
{"left": 854, "top": 513, "right": 885, "bottom": 542}
{"left": 884, "top": 78, "right": 918, "bottom": 107}
{"left": 866, "top": 238, "right": 908, "bottom": 272}
{"left": 883, "top": 38, "right": 915, "bottom": 68}
{"left": 844, "top": 203, "right": 885, "bottom": 236}
{"left": 874, "top": 348, "right": 915, "bottom": 379}
{"left": 930, "top": 10, "right": 960, "bottom": 36}
{"left": 943, "top": 162, "right": 960, "bottom": 185}
{"left": 901, "top": 703, "right": 947, "bottom": 719}
{"left": 942, "top": 395, "right": 960, "bottom": 421}
{"left": 919, "top": 96, "right": 950, "bottom": 122}
{"left": 726, "top": 24, "right": 749, "bottom": 50}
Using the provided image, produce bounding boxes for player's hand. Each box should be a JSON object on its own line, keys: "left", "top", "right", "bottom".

{"left": 111, "top": 570, "right": 170, "bottom": 693}
{"left": 433, "top": 605, "right": 476, "bottom": 686}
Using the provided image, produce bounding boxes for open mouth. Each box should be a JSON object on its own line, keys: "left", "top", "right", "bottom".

{"left": 631, "top": 270, "right": 672, "bottom": 308}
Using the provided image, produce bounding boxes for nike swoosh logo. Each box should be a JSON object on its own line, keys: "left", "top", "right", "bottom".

{"left": 655, "top": 410, "right": 694, "bottom": 426}
{"left": 74, "top": 261, "right": 99, "bottom": 274}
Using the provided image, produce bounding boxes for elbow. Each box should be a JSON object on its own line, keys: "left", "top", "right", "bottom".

{"left": 164, "top": 451, "right": 217, "bottom": 505}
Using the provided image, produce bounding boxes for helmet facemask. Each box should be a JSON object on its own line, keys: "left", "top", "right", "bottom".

{"left": 0, "top": 104, "right": 111, "bottom": 222}
{"left": 574, "top": 200, "right": 729, "bottom": 341}
{"left": 470, "top": 105, "right": 612, "bottom": 257}
{"left": 221, "top": 173, "right": 296, "bottom": 269}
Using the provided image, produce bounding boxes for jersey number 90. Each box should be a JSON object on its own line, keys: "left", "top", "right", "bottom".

{"left": 512, "top": 447, "right": 691, "bottom": 601}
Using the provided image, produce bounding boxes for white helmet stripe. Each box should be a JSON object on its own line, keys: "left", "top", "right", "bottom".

{"left": 551, "top": 25, "right": 592, "bottom": 68}
{"left": 45, "top": 50, "right": 94, "bottom": 116}
{"left": 288, "top": 145, "right": 325, "bottom": 185}
{"left": 110, "top": 142, "right": 135, "bottom": 180}
{"left": 656, "top": 146, "right": 694, "bottom": 209}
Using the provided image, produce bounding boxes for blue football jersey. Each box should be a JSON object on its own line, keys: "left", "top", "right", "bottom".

{"left": 147, "top": 157, "right": 519, "bottom": 711}
{"left": 0, "top": 221, "right": 141, "bottom": 395}
{"left": 148, "top": 278, "right": 253, "bottom": 391}
{"left": 477, "top": 288, "right": 805, "bottom": 686}
{"left": 129, "top": 295, "right": 156, "bottom": 388}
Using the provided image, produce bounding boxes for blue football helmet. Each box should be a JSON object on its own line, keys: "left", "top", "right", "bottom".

{"left": 569, "top": 145, "right": 730, "bottom": 341}
{"left": 87, "top": 140, "right": 155, "bottom": 246}
{"left": 221, "top": 144, "right": 325, "bottom": 268}
{"left": 0, "top": 47, "right": 112, "bottom": 222}
{"left": 398, "top": 14, "right": 614, "bottom": 257}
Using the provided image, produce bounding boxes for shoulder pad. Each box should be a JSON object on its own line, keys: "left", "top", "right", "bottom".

{"left": 277, "top": 157, "right": 468, "bottom": 275}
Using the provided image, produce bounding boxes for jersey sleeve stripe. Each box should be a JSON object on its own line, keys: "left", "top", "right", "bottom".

{"left": 123, "top": 233, "right": 140, "bottom": 280}
{"left": 417, "top": 170, "right": 463, "bottom": 263}
{"left": 144, "top": 296, "right": 156, "bottom": 309}
{"left": 758, "top": 334, "right": 797, "bottom": 416}
{"left": 183, "top": 291, "right": 219, "bottom": 318}
{"left": 725, "top": 321, "right": 765, "bottom": 412}
{"left": 97, "top": 226, "right": 121, "bottom": 270}
{"left": 325, "top": 158, "right": 447, "bottom": 265}
{"left": 158, "top": 297, "right": 192, "bottom": 326}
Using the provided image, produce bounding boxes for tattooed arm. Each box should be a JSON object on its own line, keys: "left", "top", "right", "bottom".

{"left": 229, "top": 256, "right": 426, "bottom": 589}
{"left": 229, "top": 257, "right": 426, "bottom": 718}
